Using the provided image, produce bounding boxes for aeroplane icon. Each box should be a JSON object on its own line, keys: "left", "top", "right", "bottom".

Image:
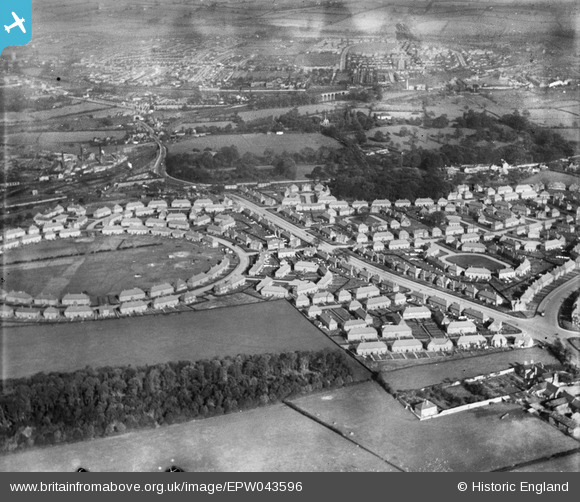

{"left": 5, "top": 12, "right": 26, "bottom": 34}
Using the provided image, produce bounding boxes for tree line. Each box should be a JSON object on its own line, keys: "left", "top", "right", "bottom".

{"left": 0, "top": 349, "right": 356, "bottom": 453}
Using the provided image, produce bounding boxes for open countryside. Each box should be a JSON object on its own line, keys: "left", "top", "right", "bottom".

{"left": 168, "top": 132, "right": 341, "bottom": 156}
{"left": 289, "top": 381, "right": 580, "bottom": 472}
{"left": 0, "top": 403, "right": 393, "bottom": 472}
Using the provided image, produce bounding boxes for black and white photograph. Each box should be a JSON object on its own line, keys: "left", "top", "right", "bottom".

{"left": 1, "top": 0, "right": 579, "bottom": 474}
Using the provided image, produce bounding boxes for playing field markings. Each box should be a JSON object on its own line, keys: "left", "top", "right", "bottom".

{"left": 38, "top": 256, "right": 86, "bottom": 297}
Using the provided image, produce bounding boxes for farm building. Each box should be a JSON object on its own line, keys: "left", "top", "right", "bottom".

{"left": 357, "top": 341, "right": 388, "bottom": 356}
{"left": 414, "top": 400, "right": 439, "bottom": 419}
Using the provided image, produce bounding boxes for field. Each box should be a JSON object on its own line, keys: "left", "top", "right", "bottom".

{"left": 380, "top": 347, "right": 559, "bottom": 391}
{"left": 0, "top": 403, "right": 392, "bottom": 472}
{"left": 289, "top": 381, "right": 579, "bottom": 472}
{"left": 1, "top": 300, "right": 368, "bottom": 380}
{"left": 523, "top": 171, "right": 580, "bottom": 186}
{"left": 4, "top": 130, "right": 126, "bottom": 149}
{"left": 3, "top": 235, "right": 225, "bottom": 297}
{"left": 511, "top": 452, "right": 580, "bottom": 472}
{"left": 168, "top": 132, "right": 340, "bottom": 156}
{"left": 3, "top": 102, "right": 113, "bottom": 123}
{"left": 444, "top": 254, "right": 508, "bottom": 271}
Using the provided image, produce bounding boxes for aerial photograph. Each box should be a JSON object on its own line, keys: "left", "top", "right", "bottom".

{"left": 0, "top": 0, "right": 579, "bottom": 473}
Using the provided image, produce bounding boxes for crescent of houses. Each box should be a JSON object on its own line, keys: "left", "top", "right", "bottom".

{"left": 1, "top": 176, "right": 579, "bottom": 329}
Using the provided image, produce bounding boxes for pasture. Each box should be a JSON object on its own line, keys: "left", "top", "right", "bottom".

{"left": 511, "top": 452, "right": 580, "bottom": 472}
{"left": 1, "top": 300, "right": 366, "bottom": 380}
{"left": 289, "top": 381, "right": 578, "bottom": 472}
{"left": 523, "top": 171, "right": 580, "bottom": 186}
{"left": 379, "top": 347, "right": 559, "bottom": 391}
{"left": 168, "top": 132, "right": 340, "bottom": 156}
{"left": 444, "top": 254, "right": 508, "bottom": 271}
{"left": 0, "top": 403, "right": 392, "bottom": 472}
{"left": 4, "top": 130, "right": 126, "bottom": 149}
{"left": 3, "top": 235, "right": 224, "bottom": 297}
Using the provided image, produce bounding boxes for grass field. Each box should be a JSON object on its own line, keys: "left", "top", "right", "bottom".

{"left": 3, "top": 102, "right": 111, "bottom": 123}
{"left": 4, "top": 130, "right": 126, "bottom": 149}
{"left": 511, "top": 452, "right": 580, "bottom": 472}
{"left": 3, "top": 235, "right": 224, "bottom": 297}
{"left": 380, "top": 347, "right": 559, "bottom": 391}
{"left": 523, "top": 171, "right": 580, "bottom": 186}
{"left": 169, "top": 132, "right": 340, "bottom": 156}
{"left": 444, "top": 254, "right": 508, "bottom": 271}
{"left": 0, "top": 403, "right": 392, "bottom": 472}
{"left": 1, "top": 300, "right": 369, "bottom": 381}
{"left": 289, "top": 381, "right": 578, "bottom": 472}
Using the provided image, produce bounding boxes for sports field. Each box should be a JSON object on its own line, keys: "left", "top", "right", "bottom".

{"left": 1, "top": 300, "right": 369, "bottom": 381}
{"left": 0, "top": 403, "right": 392, "bottom": 472}
{"left": 2, "top": 235, "right": 224, "bottom": 297}
{"left": 289, "top": 381, "right": 579, "bottom": 472}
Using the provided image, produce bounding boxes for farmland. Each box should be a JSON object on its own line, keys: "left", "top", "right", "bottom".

{"left": 168, "top": 132, "right": 340, "bottom": 156}
{"left": 444, "top": 254, "right": 508, "bottom": 271}
{"left": 2, "top": 235, "right": 225, "bottom": 297}
{"left": 4, "top": 130, "right": 126, "bottom": 150}
{"left": 379, "top": 347, "right": 560, "bottom": 391}
{"left": 289, "top": 381, "right": 579, "bottom": 472}
{"left": 1, "top": 300, "right": 368, "bottom": 380}
{"left": 0, "top": 403, "right": 392, "bottom": 472}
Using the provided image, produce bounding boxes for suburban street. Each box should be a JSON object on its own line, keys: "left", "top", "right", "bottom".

{"left": 230, "top": 194, "right": 579, "bottom": 344}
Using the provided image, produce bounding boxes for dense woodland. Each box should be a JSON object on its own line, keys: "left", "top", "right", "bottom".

{"left": 166, "top": 106, "right": 575, "bottom": 201}
{"left": 0, "top": 349, "right": 356, "bottom": 453}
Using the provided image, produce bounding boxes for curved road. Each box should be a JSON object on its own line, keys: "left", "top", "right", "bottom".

{"left": 230, "top": 194, "right": 578, "bottom": 344}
